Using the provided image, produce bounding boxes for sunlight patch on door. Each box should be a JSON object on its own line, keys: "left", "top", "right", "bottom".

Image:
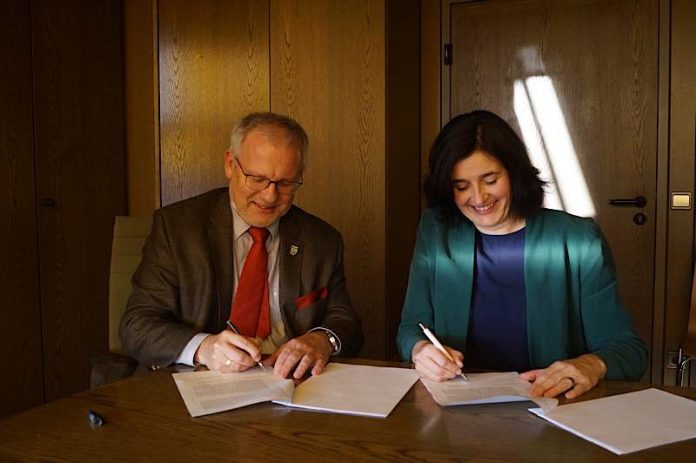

{"left": 513, "top": 76, "right": 596, "bottom": 218}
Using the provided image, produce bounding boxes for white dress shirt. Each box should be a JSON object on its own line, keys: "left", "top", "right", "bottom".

{"left": 175, "top": 202, "right": 287, "bottom": 365}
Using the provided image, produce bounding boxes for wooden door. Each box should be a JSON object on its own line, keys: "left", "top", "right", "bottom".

{"left": 158, "top": 0, "right": 270, "bottom": 206}
{"left": 32, "top": 0, "right": 126, "bottom": 400}
{"left": 444, "top": 0, "right": 658, "bottom": 376}
{"left": 0, "top": 0, "right": 44, "bottom": 417}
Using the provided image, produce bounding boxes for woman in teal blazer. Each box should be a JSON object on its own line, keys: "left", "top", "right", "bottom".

{"left": 397, "top": 110, "right": 647, "bottom": 399}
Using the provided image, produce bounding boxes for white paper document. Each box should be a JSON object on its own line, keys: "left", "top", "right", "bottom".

{"left": 273, "top": 363, "right": 420, "bottom": 418}
{"left": 421, "top": 372, "right": 557, "bottom": 412}
{"left": 529, "top": 388, "right": 696, "bottom": 455}
{"left": 173, "top": 363, "right": 419, "bottom": 418}
{"left": 173, "top": 369, "right": 293, "bottom": 417}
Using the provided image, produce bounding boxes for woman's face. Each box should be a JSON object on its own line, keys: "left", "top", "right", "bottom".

{"left": 451, "top": 150, "right": 523, "bottom": 235}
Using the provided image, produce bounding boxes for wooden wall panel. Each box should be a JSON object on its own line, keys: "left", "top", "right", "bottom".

{"left": 0, "top": 0, "right": 44, "bottom": 417}
{"left": 32, "top": 0, "right": 126, "bottom": 401}
{"left": 125, "top": 0, "right": 160, "bottom": 216}
{"left": 421, "top": 0, "right": 440, "bottom": 179}
{"left": 159, "top": 0, "right": 270, "bottom": 206}
{"left": 271, "top": 0, "right": 387, "bottom": 358}
{"left": 386, "top": 0, "right": 421, "bottom": 359}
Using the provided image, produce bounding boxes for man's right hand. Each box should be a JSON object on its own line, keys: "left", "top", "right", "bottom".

{"left": 194, "top": 331, "right": 262, "bottom": 372}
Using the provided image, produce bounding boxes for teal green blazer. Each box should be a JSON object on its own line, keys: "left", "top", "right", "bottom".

{"left": 397, "top": 208, "right": 647, "bottom": 380}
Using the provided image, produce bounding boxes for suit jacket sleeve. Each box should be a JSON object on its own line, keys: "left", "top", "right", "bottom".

{"left": 119, "top": 209, "right": 199, "bottom": 368}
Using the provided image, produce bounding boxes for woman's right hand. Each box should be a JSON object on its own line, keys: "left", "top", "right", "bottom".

{"left": 411, "top": 340, "right": 464, "bottom": 382}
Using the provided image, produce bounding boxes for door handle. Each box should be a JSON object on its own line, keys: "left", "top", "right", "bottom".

{"left": 41, "top": 198, "right": 57, "bottom": 207}
{"left": 608, "top": 196, "right": 647, "bottom": 208}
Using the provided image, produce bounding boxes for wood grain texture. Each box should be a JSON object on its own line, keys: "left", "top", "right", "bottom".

{"left": 664, "top": 0, "right": 696, "bottom": 385}
{"left": 2, "top": 365, "right": 696, "bottom": 461}
{"left": 31, "top": 0, "right": 126, "bottom": 401}
{"left": 124, "top": 0, "right": 159, "bottom": 216}
{"left": 271, "top": 0, "right": 387, "bottom": 358}
{"left": 386, "top": 0, "right": 421, "bottom": 359}
{"left": 159, "top": 0, "right": 270, "bottom": 206}
{"left": 0, "top": 0, "right": 44, "bottom": 417}
{"left": 421, "top": 0, "right": 440, "bottom": 183}
{"left": 448, "top": 0, "right": 658, "bottom": 371}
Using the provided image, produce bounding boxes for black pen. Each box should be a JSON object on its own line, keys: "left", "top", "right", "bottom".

{"left": 226, "top": 320, "right": 266, "bottom": 371}
{"left": 418, "top": 322, "right": 468, "bottom": 381}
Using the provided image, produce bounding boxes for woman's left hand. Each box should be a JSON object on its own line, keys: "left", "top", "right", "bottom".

{"left": 520, "top": 354, "right": 607, "bottom": 399}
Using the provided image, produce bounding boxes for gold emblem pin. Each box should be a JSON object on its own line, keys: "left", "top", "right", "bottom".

{"left": 290, "top": 245, "right": 299, "bottom": 256}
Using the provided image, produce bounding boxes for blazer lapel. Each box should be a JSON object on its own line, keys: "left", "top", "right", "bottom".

{"left": 524, "top": 211, "right": 569, "bottom": 367}
{"left": 434, "top": 222, "right": 475, "bottom": 346}
{"left": 207, "top": 191, "right": 234, "bottom": 330}
{"left": 278, "top": 207, "right": 302, "bottom": 336}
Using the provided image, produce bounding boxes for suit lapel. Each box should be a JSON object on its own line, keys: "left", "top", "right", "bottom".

{"left": 207, "top": 190, "right": 234, "bottom": 329}
{"left": 278, "top": 207, "right": 302, "bottom": 336}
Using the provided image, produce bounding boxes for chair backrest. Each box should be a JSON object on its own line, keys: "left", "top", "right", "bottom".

{"left": 109, "top": 216, "right": 152, "bottom": 352}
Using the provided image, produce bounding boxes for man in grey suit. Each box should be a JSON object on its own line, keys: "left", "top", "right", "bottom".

{"left": 120, "top": 112, "right": 363, "bottom": 379}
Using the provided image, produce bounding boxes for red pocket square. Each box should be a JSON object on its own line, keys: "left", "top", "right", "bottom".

{"left": 295, "top": 287, "right": 328, "bottom": 310}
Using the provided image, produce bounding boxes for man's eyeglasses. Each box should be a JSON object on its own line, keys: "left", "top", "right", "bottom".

{"left": 235, "top": 156, "right": 303, "bottom": 195}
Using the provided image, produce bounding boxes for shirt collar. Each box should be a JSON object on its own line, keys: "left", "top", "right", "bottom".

{"left": 230, "top": 199, "right": 279, "bottom": 241}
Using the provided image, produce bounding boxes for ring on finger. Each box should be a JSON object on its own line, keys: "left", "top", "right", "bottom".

{"left": 225, "top": 359, "right": 232, "bottom": 368}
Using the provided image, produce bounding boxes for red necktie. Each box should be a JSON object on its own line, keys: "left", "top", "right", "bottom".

{"left": 230, "top": 227, "right": 270, "bottom": 339}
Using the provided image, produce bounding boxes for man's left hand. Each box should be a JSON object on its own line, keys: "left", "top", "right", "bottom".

{"left": 520, "top": 353, "right": 607, "bottom": 399}
{"left": 266, "top": 331, "right": 332, "bottom": 379}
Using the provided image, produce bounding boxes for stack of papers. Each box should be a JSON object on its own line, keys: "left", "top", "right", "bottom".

{"left": 421, "top": 371, "right": 557, "bottom": 411}
{"left": 173, "top": 363, "right": 420, "bottom": 418}
{"left": 530, "top": 388, "right": 696, "bottom": 455}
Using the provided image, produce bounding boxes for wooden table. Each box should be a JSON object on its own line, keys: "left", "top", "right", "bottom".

{"left": 1, "top": 360, "right": 695, "bottom": 462}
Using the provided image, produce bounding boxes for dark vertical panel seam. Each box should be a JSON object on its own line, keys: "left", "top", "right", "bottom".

{"left": 268, "top": 0, "right": 272, "bottom": 112}
{"left": 119, "top": 0, "right": 128, "bottom": 214}
{"left": 28, "top": 0, "right": 47, "bottom": 405}
{"left": 156, "top": 0, "right": 163, "bottom": 208}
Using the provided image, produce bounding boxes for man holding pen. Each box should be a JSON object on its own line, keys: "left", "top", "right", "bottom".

{"left": 120, "top": 112, "right": 363, "bottom": 379}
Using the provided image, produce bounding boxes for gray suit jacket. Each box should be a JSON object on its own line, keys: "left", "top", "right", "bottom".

{"left": 120, "top": 188, "right": 363, "bottom": 368}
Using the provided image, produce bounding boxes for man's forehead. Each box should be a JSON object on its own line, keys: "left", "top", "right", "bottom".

{"left": 244, "top": 124, "right": 295, "bottom": 144}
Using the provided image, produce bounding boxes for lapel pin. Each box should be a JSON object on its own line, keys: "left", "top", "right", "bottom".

{"left": 289, "top": 244, "right": 299, "bottom": 256}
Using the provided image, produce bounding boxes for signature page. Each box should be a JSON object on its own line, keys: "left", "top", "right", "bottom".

{"left": 421, "top": 372, "right": 557, "bottom": 412}
{"left": 275, "top": 363, "right": 420, "bottom": 418}
{"left": 173, "top": 369, "right": 293, "bottom": 417}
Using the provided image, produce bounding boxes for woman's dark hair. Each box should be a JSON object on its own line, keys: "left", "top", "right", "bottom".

{"left": 424, "top": 110, "right": 546, "bottom": 226}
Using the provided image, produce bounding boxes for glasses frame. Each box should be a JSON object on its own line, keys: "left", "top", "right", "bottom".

{"left": 234, "top": 156, "right": 303, "bottom": 195}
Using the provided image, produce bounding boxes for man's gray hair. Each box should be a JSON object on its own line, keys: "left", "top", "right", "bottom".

{"left": 230, "top": 112, "right": 309, "bottom": 170}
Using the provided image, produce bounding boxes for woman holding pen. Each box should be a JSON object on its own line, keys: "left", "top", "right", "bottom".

{"left": 396, "top": 110, "right": 647, "bottom": 399}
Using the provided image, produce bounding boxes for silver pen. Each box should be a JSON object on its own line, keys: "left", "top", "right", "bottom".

{"left": 418, "top": 322, "right": 468, "bottom": 381}
{"left": 226, "top": 320, "right": 266, "bottom": 371}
